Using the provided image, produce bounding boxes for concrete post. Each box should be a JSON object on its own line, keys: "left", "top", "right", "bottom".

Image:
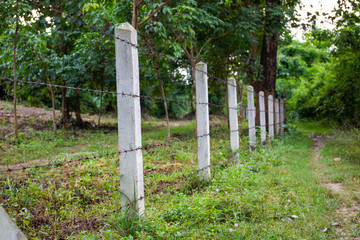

{"left": 115, "top": 23, "right": 144, "bottom": 216}
{"left": 228, "top": 78, "right": 239, "bottom": 158}
{"left": 268, "top": 95, "right": 274, "bottom": 139}
{"left": 196, "top": 62, "right": 210, "bottom": 181}
{"left": 247, "top": 86, "right": 256, "bottom": 150}
{"left": 0, "top": 206, "right": 27, "bottom": 240}
{"left": 275, "top": 99, "right": 280, "bottom": 136}
{"left": 259, "top": 91, "right": 266, "bottom": 144}
{"left": 280, "top": 99, "right": 285, "bottom": 135}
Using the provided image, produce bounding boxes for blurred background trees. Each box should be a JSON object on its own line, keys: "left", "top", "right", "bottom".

{"left": 0, "top": 0, "right": 358, "bottom": 126}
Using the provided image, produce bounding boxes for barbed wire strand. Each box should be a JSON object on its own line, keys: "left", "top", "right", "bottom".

{"left": 1, "top": 77, "right": 240, "bottom": 111}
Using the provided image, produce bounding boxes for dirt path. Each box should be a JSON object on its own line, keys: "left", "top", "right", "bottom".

{"left": 309, "top": 135, "right": 359, "bottom": 239}
{"left": 0, "top": 145, "right": 97, "bottom": 176}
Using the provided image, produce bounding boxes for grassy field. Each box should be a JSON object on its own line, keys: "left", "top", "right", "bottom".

{"left": 0, "top": 117, "right": 359, "bottom": 239}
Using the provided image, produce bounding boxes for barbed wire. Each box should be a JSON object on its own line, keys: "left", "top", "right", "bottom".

{"left": 1, "top": 77, "right": 241, "bottom": 111}
{"left": 59, "top": 162, "right": 213, "bottom": 236}
{"left": 0, "top": 120, "right": 285, "bottom": 176}
{"left": 0, "top": 131, "right": 212, "bottom": 175}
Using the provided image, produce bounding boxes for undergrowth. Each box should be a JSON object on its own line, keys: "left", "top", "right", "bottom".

{"left": 0, "top": 120, "right": 347, "bottom": 239}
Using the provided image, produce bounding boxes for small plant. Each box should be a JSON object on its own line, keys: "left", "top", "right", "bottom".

{"left": 108, "top": 193, "right": 144, "bottom": 238}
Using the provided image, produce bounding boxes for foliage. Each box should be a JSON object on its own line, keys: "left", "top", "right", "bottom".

{"left": 277, "top": 0, "right": 360, "bottom": 125}
{"left": 0, "top": 0, "right": 301, "bottom": 123}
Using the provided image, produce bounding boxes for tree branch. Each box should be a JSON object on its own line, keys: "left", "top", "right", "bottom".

{"left": 137, "top": 0, "right": 145, "bottom": 8}
{"left": 196, "top": 36, "right": 214, "bottom": 60}
{"left": 138, "top": 0, "right": 172, "bottom": 29}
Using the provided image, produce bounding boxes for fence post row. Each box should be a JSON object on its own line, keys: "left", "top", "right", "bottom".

{"left": 115, "top": 23, "right": 145, "bottom": 217}
{"left": 228, "top": 78, "right": 239, "bottom": 159}
{"left": 275, "top": 99, "right": 280, "bottom": 136}
{"left": 259, "top": 91, "right": 266, "bottom": 144}
{"left": 280, "top": 99, "right": 285, "bottom": 135}
{"left": 196, "top": 62, "right": 211, "bottom": 181}
{"left": 247, "top": 86, "right": 256, "bottom": 150}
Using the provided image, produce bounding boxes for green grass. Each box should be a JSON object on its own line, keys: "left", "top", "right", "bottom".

{"left": 292, "top": 119, "right": 336, "bottom": 135}
{"left": 321, "top": 128, "right": 360, "bottom": 195}
{"left": 1, "top": 120, "right": 352, "bottom": 239}
{"left": 0, "top": 128, "right": 119, "bottom": 165}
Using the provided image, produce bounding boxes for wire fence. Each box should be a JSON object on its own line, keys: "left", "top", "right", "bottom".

{"left": 0, "top": 1, "right": 287, "bottom": 238}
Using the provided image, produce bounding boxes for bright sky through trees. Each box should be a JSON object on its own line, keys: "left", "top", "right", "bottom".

{"left": 292, "top": 0, "right": 337, "bottom": 41}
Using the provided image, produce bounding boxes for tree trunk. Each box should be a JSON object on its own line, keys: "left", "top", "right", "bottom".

{"left": 75, "top": 91, "right": 82, "bottom": 125}
{"left": 36, "top": 51, "right": 57, "bottom": 134}
{"left": 61, "top": 82, "right": 70, "bottom": 125}
{"left": 251, "top": 0, "right": 280, "bottom": 128}
{"left": 13, "top": 19, "right": 19, "bottom": 140}
{"left": 98, "top": 63, "right": 105, "bottom": 127}
{"left": 190, "top": 58, "right": 197, "bottom": 119}
{"left": 145, "top": 35, "right": 171, "bottom": 141}
{"left": 249, "top": 33, "right": 261, "bottom": 126}
{"left": 132, "top": 0, "right": 139, "bottom": 29}
{"left": 259, "top": 0, "right": 280, "bottom": 128}
{"left": 98, "top": 86, "right": 103, "bottom": 127}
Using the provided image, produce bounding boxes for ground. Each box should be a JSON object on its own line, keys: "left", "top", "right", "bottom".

{"left": 310, "top": 134, "right": 360, "bottom": 238}
{"left": 0, "top": 102, "right": 359, "bottom": 239}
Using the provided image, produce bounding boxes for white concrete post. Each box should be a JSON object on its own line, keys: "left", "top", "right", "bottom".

{"left": 247, "top": 86, "right": 256, "bottom": 150}
{"left": 280, "top": 99, "right": 285, "bottom": 135}
{"left": 275, "top": 99, "right": 280, "bottom": 136}
{"left": 0, "top": 206, "right": 27, "bottom": 240}
{"left": 259, "top": 91, "right": 266, "bottom": 144}
{"left": 115, "top": 23, "right": 144, "bottom": 216}
{"left": 268, "top": 95, "right": 274, "bottom": 139}
{"left": 228, "top": 78, "right": 239, "bottom": 157}
{"left": 196, "top": 62, "right": 210, "bottom": 181}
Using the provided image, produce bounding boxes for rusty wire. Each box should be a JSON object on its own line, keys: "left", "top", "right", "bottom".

{"left": 1, "top": 77, "right": 240, "bottom": 111}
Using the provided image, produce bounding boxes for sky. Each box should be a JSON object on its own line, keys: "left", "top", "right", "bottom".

{"left": 291, "top": 0, "right": 338, "bottom": 41}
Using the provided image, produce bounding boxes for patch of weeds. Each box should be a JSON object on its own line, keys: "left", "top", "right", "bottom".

{"left": 293, "top": 119, "right": 336, "bottom": 135}
{"left": 180, "top": 174, "right": 211, "bottom": 195}
{"left": 107, "top": 200, "right": 145, "bottom": 238}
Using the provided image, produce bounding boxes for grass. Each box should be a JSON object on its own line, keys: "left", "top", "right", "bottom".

{"left": 0, "top": 128, "right": 118, "bottom": 165}
{"left": 292, "top": 119, "right": 337, "bottom": 135}
{"left": 321, "top": 128, "right": 360, "bottom": 196}
{"left": 2, "top": 118, "right": 356, "bottom": 239}
{"left": 316, "top": 128, "right": 360, "bottom": 238}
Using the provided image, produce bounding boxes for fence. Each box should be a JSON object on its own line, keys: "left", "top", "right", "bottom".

{"left": 0, "top": 1, "right": 286, "bottom": 237}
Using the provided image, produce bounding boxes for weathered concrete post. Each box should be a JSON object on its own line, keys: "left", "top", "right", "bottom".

{"left": 115, "top": 23, "right": 144, "bottom": 216}
{"left": 275, "top": 99, "right": 280, "bottom": 136}
{"left": 268, "top": 95, "right": 274, "bottom": 139}
{"left": 196, "top": 62, "right": 210, "bottom": 181}
{"left": 280, "top": 99, "right": 285, "bottom": 135}
{"left": 228, "top": 78, "right": 239, "bottom": 158}
{"left": 259, "top": 91, "right": 266, "bottom": 144}
{"left": 0, "top": 206, "right": 27, "bottom": 240}
{"left": 247, "top": 86, "right": 256, "bottom": 150}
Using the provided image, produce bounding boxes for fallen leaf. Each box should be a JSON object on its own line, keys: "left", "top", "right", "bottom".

{"left": 281, "top": 217, "right": 293, "bottom": 222}
{"left": 321, "top": 227, "right": 328, "bottom": 233}
{"left": 330, "top": 222, "right": 341, "bottom": 226}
